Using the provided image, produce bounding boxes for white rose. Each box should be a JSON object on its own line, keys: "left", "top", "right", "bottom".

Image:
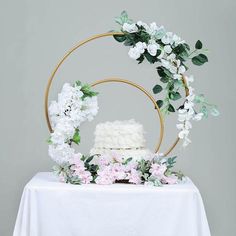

{"left": 147, "top": 43, "right": 159, "bottom": 56}
{"left": 178, "top": 65, "right": 186, "bottom": 74}
{"left": 164, "top": 45, "right": 172, "bottom": 54}
{"left": 128, "top": 47, "right": 141, "bottom": 60}
{"left": 135, "top": 42, "right": 147, "bottom": 53}
{"left": 122, "top": 23, "right": 138, "bottom": 33}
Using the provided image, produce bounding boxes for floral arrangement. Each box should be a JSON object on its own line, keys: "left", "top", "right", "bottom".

{"left": 53, "top": 152, "right": 183, "bottom": 186}
{"left": 48, "top": 81, "right": 98, "bottom": 164}
{"left": 113, "top": 11, "right": 219, "bottom": 147}
{"left": 48, "top": 80, "right": 183, "bottom": 186}
{"left": 47, "top": 12, "right": 219, "bottom": 186}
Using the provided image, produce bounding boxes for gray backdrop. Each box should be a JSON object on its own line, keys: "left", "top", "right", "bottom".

{"left": 1, "top": 0, "right": 235, "bottom": 235}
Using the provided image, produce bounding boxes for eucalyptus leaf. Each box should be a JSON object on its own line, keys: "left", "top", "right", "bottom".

{"left": 192, "top": 54, "right": 208, "bottom": 66}
{"left": 160, "top": 77, "right": 169, "bottom": 83}
{"left": 156, "top": 100, "right": 163, "bottom": 108}
{"left": 210, "top": 107, "right": 220, "bottom": 116}
{"left": 153, "top": 84, "right": 163, "bottom": 94}
{"left": 169, "top": 91, "right": 181, "bottom": 101}
{"left": 113, "top": 34, "right": 126, "bottom": 42}
{"left": 195, "top": 40, "right": 203, "bottom": 49}
{"left": 168, "top": 104, "right": 175, "bottom": 112}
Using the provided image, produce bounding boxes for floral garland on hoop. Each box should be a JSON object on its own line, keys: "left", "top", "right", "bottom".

{"left": 48, "top": 81, "right": 99, "bottom": 164}
{"left": 113, "top": 11, "right": 219, "bottom": 147}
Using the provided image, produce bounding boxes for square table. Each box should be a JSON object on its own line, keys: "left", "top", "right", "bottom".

{"left": 13, "top": 172, "right": 211, "bottom": 236}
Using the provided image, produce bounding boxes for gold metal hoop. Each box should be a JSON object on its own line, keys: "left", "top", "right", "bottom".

{"left": 90, "top": 78, "right": 164, "bottom": 153}
{"left": 44, "top": 32, "right": 189, "bottom": 156}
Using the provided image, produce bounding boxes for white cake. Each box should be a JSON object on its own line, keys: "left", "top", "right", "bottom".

{"left": 90, "top": 119, "right": 152, "bottom": 161}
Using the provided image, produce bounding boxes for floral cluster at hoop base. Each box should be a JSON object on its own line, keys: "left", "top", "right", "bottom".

{"left": 53, "top": 153, "right": 184, "bottom": 187}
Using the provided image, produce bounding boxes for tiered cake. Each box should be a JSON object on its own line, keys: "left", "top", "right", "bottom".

{"left": 90, "top": 119, "right": 151, "bottom": 161}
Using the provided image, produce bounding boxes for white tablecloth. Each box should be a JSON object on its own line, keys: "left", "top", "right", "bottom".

{"left": 13, "top": 172, "right": 211, "bottom": 236}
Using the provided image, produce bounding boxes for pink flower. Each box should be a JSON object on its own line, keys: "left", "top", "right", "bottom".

{"left": 69, "top": 153, "right": 83, "bottom": 167}
{"left": 110, "top": 151, "right": 123, "bottom": 163}
{"left": 128, "top": 169, "right": 142, "bottom": 184}
{"left": 59, "top": 173, "right": 66, "bottom": 182}
{"left": 110, "top": 163, "right": 126, "bottom": 180}
{"left": 162, "top": 175, "right": 178, "bottom": 185}
{"left": 98, "top": 154, "right": 111, "bottom": 167}
{"left": 95, "top": 166, "right": 115, "bottom": 185}
{"left": 150, "top": 163, "right": 167, "bottom": 178}
{"left": 80, "top": 171, "right": 93, "bottom": 184}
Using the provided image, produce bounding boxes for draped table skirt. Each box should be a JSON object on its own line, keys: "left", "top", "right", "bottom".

{"left": 13, "top": 172, "right": 211, "bottom": 236}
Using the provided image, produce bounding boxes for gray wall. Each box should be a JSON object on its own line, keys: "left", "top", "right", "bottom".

{"left": 1, "top": 0, "right": 235, "bottom": 235}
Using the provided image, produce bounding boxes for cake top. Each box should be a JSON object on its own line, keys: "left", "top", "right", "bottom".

{"left": 93, "top": 119, "right": 146, "bottom": 149}
{"left": 95, "top": 119, "right": 143, "bottom": 132}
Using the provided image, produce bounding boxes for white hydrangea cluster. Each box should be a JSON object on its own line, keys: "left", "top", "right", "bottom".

{"left": 176, "top": 76, "right": 203, "bottom": 147}
{"left": 48, "top": 82, "right": 99, "bottom": 164}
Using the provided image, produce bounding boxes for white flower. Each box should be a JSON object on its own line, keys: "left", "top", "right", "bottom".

{"left": 147, "top": 43, "right": 159, "bottom": 56}
{"left": 167, "top": 53, "right": 176, "bottom": 61}
{"left": 147, "top": 22, "right": 158, "bottom": 36}
{"left": 164, "top": 45, "right": 172, "bottom": 54}
{"left": 161, "top": 59, "right": 170, "bottom": 69}
{"left": 49, "top": 143, "right": 75, "bottom": 164}
{"left": 176, "top": 123, "right": 184, "bottom": 130}
{"left": 161, "top": 32, "right": 172, "bottom": 44}
{"left": 183, "top": 137, "right": 191, "bottom": 147}
{"left": 128, "top": 42, "right": 146, "bottom": 60}
{"left": 128, "top": 47, "right": 141, "bottom": 60}
{"left": 178, "top": 129, "right": 189, "bottom": 139}
{"left": 122, "top": 23, "right": 138, "bottom": 33}
{"left": 178, "top": 65, "right": 186, "bottom": 74}
{"left": 193, "top": 112, "right": 204, "bottom": 121}
{"left": 173, "top": 74, "right": 182, "bottom": 80}
{"left": 137, "top": 21, "right": 149, "bottom": 30}
{"left": 169, "top": 64, "right": 177, "bottom": 74}
{"left": 135, "top": 42, "right": 147, "bottom": 53}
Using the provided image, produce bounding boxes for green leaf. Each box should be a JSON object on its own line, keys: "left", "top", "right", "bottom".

{"left": 144, "top": 51, "right": 157, "bottom": 64}
{"left": 192, "top": 54, "right": 208, "bottom": 66}
{"left": 114, "top": 11, "right": 132, "bottom": 25}
{"left": 183, "top": 43, "right": 190, "bottom": 51}
{"left": 195, "top": 40, "right": 203, "bottom": 49}
{"left": 169, "top": 91, "right": 181, "bottom": 101}
{"left": 124, "top": 157, "right": 133, "bottom": 165}
{"left": 210, "top": 106, "right": 220, "bottom": 116}
{"left": 194, "top": 94, "right": 205, "bottom": 103}
{"left": 73, "top": 130, "right": 80, "bottom": 144}
{"left": 200, "top": 105, "right": 208, "bottom": 118}
{"left": 168, "top": 104, "right": 175, "bottom": 112}
{"left": 113, "top": 34, "right": 126, "bottom": 42}
{"left": 156, "top": 100, "right": 163, "bottom": 108}
{"left": 137, "top": 55, "right": 145, "bottom": 64}
{"left": 160, "top": 77, "right": 169, "bottom": 83}
{"left": 85, "top": 155, "right": 94, "bottom": 164}
{"left": 157, "top": 66, "right": 172, "bottom": 78}
{"left": 153, "top": 84, "right": 163, "bottom": 94}
{"left": 75, "top": 80, "right": 82, "bottom": 87}
{"left": 46, "top": 137, "right": 52, "bottom": 144}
